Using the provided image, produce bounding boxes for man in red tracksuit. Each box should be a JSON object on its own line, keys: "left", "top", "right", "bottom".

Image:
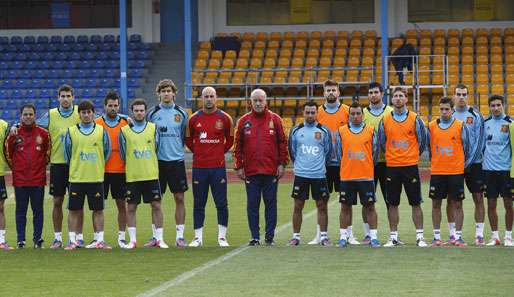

{"left": 6, "top": 104, "right": 50, "bottom": 249}
{"left": 234, "top": 88, "right": 288, "bottom": 246}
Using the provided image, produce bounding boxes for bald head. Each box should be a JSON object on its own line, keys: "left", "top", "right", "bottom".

{"left": 201, "top": 86, "right": 217, "bottom": 112}
{"left": 250, "top": 88, "right": 267, "bottom": 113}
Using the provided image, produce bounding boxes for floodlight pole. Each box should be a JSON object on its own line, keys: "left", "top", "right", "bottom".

{"left": 119, "top": 0, "right": 128, "bottom": 114}
{"left": 380, "top": 0, "right": 388, "bottom": 103}
{"left": 184, "top": 0, "right": 193, "bottom": 107}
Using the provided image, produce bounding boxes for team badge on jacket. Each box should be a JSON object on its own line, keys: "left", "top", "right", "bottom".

{"left": 215, "top": 119, "right": 223, "bottom": 130}
{"left": 314, "top": 132, "right": 321, "bottom": 140}
{"left": 174, "top": 114, "right": 181, "bottom": 123}
{"left": 466, "top": 117, "right": 474, "bottom": 124}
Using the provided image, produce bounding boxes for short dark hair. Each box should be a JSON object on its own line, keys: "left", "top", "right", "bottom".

{"left": 368, "top": 82, "right": 384, "bottom": 93}
{"left": 104, "top": 91, "right": 120, "bottom": 105}
{"left": 130, "top": 98, "right": 147, "bottom": 111}
{"left": 392, "top": 87, "right": 407, "bottom": 97}
{"left": 20, "top": 103, "right": 36, "bottom": 114}
{"left": 323, "top": 79, "right": 338, "bottom": 88}
{"left": 488, "top": 94, "right": 504, "bottom": 105}
{"left": 349, "top": 101, "right": 363, "bottom": 112}
{"left": 454, "top": 83, "right": 468, "bottom": 93}
{"left": 58, "top": 84, "right": 74, "bottom": 96}
{"left": 78, "top": 100, "right": 95, "bottom": 113}
{"left": 303, "top": 100, "right": 318, "bottom": 110}
{"left": 438, "top": 97, "right": 454, "bottom": 108}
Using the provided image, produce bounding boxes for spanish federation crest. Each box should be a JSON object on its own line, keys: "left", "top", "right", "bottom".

{"left": 36, "top": 135, "right": 43, "bottom": 144}
{"left": 215, "top": 119, "right": 223, "bottom": 130}
{"left": 314, "top": 132, "right": 321, "bottom": 140}
{"left": 466, "top": 116, "right": 474, "bottom": 124}
{"left": 174, "top": 114, "right": 181, "bottom": 123}
{"left": 501, "top": 124, "right": 509, "bottom": 133}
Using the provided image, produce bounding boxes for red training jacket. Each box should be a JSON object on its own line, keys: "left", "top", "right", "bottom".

{"left": 185, "top": 109, "right": 234, "bottom": 168}
{"left": 6, "top": 124, "right": 50, "bottom": 187}
{"left": 233, "top": 107, "right": 288, "bottom": 176}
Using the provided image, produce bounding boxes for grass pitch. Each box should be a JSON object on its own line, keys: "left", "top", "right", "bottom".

{"left": 0, "top": 183, "right": 513, "bottom": 297}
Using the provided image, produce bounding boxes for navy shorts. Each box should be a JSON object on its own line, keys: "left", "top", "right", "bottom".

{"left": 68, "top": 182, "right": 105, "bottom": 211}
{"left": 291, "top": 176, "right": 330, "bottom": 201}
{"left": 339, "top": 180, "right": 376, "bottom": 205}
{"left": 385, "top": 165, "right": 423, "bottom": 206}
{"left": 429, "top": 174, "right": 465, "bottom": 201}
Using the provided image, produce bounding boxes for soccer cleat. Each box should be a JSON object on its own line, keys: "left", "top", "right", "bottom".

{"left": 64, "top": 242, "right": 77, "bottom": 251}
{"left": 370, "top": 239, "right": 381, "bottom": 248}
{"left": 307, "top": 236, "right": 320, "bottom": 245}
{"left": 337, "top": 239, "right": 348, "bottom": 248}
{"left": 431, "top": 239, "right": 444, "bottom": 247}
{"left": 218, "top": 238, "right": 230, "bottom": 247}
{"left": 188, "top": 238, "right": 203, "bottom": 247}
{"left": 50, "top": 239, "right": 62, "bottom": 249}
{"left": 320, "top": 237, "right": 332, "bottom": 247}
{"left": 95, "top": 241, "right": 112, "bottom": 250}
{"left": 475, "top": 236, "right": 485, "bottom": 246}
{"left": 0, "top": 242, "right": 14, "bottom": 251}
{"left": 85, "top": 240, "right": 98, "bottom": 249}
{"left": 455, "top": 238, "right": 467, "bottom": 247}
{"left": 264, "top": 238, "right": 275, "bottom": 246}
{"left": 176, "top": 238, "right": 186, "bottom": 247}
{"left": 76, "top": 239, "right": 85, "bottom": 248}
{"left": 486, "top": 238, "right": 501, "bottom": 246}
{"left": 361, "top": 235, "right": 372, "bottom": 245}
{"left": 17, "top": 241, "right": 26, "bottom": 249}
{"left": 118, "top": 239, "right": 127, "bottom": 248}
{"left": 248, "top": 239, "right": 260, "bottom": 246}
{"left": 124, "top": 241, "right": 137, "bottom": 249}
{"left": 288, "top": 238, "right": 300, "bottom": 246}
{"left": 156, "top": 240, "right": 169, "bottom": 249}
{"left": 504, "top": 238, "right": 514, "bottom": 247}
{"left": 33, "top": 239, "right": 44, "bottom": 249}
{"left": 416, "top": 239, "right": 428, "bottom": 247}
{"left": 347, "top": 236, "right": 360, "bottom": 245}
{"left": 447, "top": 235, "right": 457, "bottom": 245}
{"left": 144, "top": 238, "right": 158, "bottom": 248}
{"left": 383, "top": 239, "right": 401, "bottom": 247}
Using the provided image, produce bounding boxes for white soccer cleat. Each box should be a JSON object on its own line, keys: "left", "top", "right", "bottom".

{"left": 218, "top": 238, "right": 230, "bottom": 247}
{"left": 347, "top": 236, "right": 360, "bottom": 245}
{"left": 85, "top": 240, "right": 98, "bottom": 249}
{"left": 504, "top": 238, "right": 514, "bottom": 247}
{"left": 123, "top": 241, "right": 137, "bottom": 249}
{"left": 307, "top": 236, "right": 320, "bottom": 245}
{"left": 383, "top": 239, "right": 401, "bottom": 247}
{"left": 188, "top": 238, "right": 203, "bottom": 247}
{"left": 118, "top": 239, "right": 127, "bottom": 248}
{"left": 157, "top": 240, "right": 169, "bottom": 249}
{"left": 486, "top": 238, "right": 501, "bottom": 246}
{"left": 416, "top": 239, "right": 429, "bottom": 247}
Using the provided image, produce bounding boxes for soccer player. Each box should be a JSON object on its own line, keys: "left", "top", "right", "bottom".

{"left": 336, "top": 101, "right": 380, "bottom": 248}
{"left": 234, "top": 89, "right": 288, "bottom": 246}
{"left": 6, "top": 104, "right": 50, "bottom": 249}
{"left": 427, "top": 97, "right": 472, "bottom": 247}
{"left": 482, "top": 95, "right": 513, "bottom": 246}
{"left": 121, "top": 99, "right": 168, "bottom": 249}
{"left": 310, "top": 79, "right": 354, "bottom": 245}
{"left": 0, "top": 116, "right": 12, "bottom": 250}
{"left": 185, "top": 87, "right": 234, "bottom": 247}
{"left": 287, "top": 101, "right": 332, "bottom": 246}
{"left": 63, "top": 100, "right": 111, "bottom": 250}
{"left": 95, "top": 91, "right": 129, "bottom": 248}
{"left": 147, "top": 79, "right": 189, "bottom": 247}
{"left": 361, "top": 82, "right": 393, "bottom": 244}
{"left": 378, "top": 87, "right": 428, "bottom": 247}
{"left": 452, "top": 83, "right": 486, "bottom": 245}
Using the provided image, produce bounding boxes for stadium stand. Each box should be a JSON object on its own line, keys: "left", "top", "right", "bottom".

{"left": 0, "top": 34, "right": 152, "bottom": 123}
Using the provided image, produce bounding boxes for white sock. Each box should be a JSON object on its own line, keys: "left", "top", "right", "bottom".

{"left": 347, "top": 225, "right": 353, "bottom": 238}
{"left": 492, "top": 230, "right": 499, "bottom": 239}
{"left": 218, "top": 225, "right": 227, "bottom": 239}
{"left": 416, "top": 229, "right": 424, "bottom": 240}
{"left": 320, "top": 231, "right": 328, "bottom": 239}
{"left": 0, "top": 230, "right": 5, "bottom": 243}
{"left": 176, "top": 224, "right": 185, "bottom": 239}
{"left": 475, "top": 223, "right": 484, "bottom": 238}
{"left": 76, "top": 233, "right": 83, "bottom": 241}
{"left": 315, "top": 224, "right": 320, "bottom": 240}
{"left": 370, "top": 229, "right": 378, "bottom": 240}
{"left": 293, "top": 233, "right": 301, "bottom": 239}
{"left": 155, "top": 228, "right": 163, "bottom": 241}
{"left": 455, "top": 231, "right": 462, "bottom": 240}
{"left": 363, "top": 223, "right": 370, "bottom": 237}
{"left": 390, "top": 231, "right": 398, "bottom": 241}
{"left": 93, "top": 232, "right": 99, "bottom": 241}
{"left": 152, "top": 224, "right": 156, "bottom": 238}
{"left": 448, "top": 222, "right": 456, "bottom": 237}
{"left": 69, "top": 232, "right": 76, "bottom": 243}
{"left": 433, "top": 229, "right": 441, "bottom": 240}
{"left": 54, "top": 232, "right": 62, "bottom": 242}
{"left": 128, "top": 227, "right": 137, "bottom": 243}
{"left": 118, "top": 231, "right": 125, "bottom": 241}
{"left": 97, "top": 231, "right": 104, "bottom": 242}
{"left": 194, "top": 228, "right": 203, "bottom": 241}
{"left": 505, "top": 231, "right": 512, "bottom": 240}
{"left": 340, "top": 229, "right": 348, "bottom": 240}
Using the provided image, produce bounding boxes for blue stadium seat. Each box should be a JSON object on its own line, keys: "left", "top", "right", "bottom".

{"left": 86, "top": 43, "right": 98, "bottom": 51}
{"left": 72, "top": 43, "right": 85, "bottom": 52}
{"left": 128, "top": 43, "right": 140, "bottom": 51}
{"left": 20, "top": 44, "right": 33, "bottom": 52}
{"left": 103, "top": 35, "right": 115, "bottom": 43}
{"left": 34, "top": 44, "right": 47, "bottom": 52}
{"left": 24, "top": 36, "right": 36, "bottom": 44}
{"left": 130, "top": 34, "right": 142, "bottom": 43}
{"left": 39, "top": 89, "right": 53, "bottom": 99}
{"left": 60, "top": 43, "right": 72, "bottom": 52}
{"left": 0, "top": 90, "right": 8, "bottom": 99}
{"left": 51, "top": 61, "right": 65, "bottom": 69}
{"left": 15, "top": 53, "right": 27, "bottom": 61}
{"left": 50, "top": 35, "right": 62, "bottom": 44}
{"left": 89, "top": 69, "right": 99, "bottom": 78}
{"left": 85, "top": 79, "right": 97, "bottom": 88}
{"left": 36, "top": 36, "right": 49, "bottom": 44}
{"left": 62, "top": 69, "right": 73, "bottom": 79}
{"left": 107, "top": 60, "right": 120, "bottom": 68}
{"left": 63, "top": 35, "right": 75, "bottom": 44}
{"left": 28, "top": 52, "right": 41, "bottom": 60}
{"left": 72, "top": 78, "right": 85, "bottom": 88}
{"left": 98, "top": 43, "right": 112, "bottom": 51}
{"left": 96, "top": 88, "right": 108, "bottom": 97}
{"left": 19, "top": 70, "right": 32, "bottom": 78}
{"left": 83, "top": 52, "right": 96, "bottom": 60}
{"left": 43, "top": 79, "right": 58, "bottom": 89}
{"left": 136, "top": 51, "right": 151, "bottom": 60}
{"left": 130, "top": 60, "right": 146, "bottom": 69}
{"left": 11, "top": 90, "right": 24, "bottom": 99}
{"left": 105, "top": 69, "right": 119, "bottom": 78}
{"left": 99, "top": 78, "right": 114, "bottom": 88}
{"left": 128, "top": 78, "right": 139, "bottom": 88}
{"left": 0, "top": 62, "right": 8, "bottom": 70}
{"left": 35, "top": 99, "right": 49, "bottom": 109}
{"left": 56, "top": 52, "right": 68, "bottom": 60}
{"left": 80, "top": 60, "right": 92, "bottom": 69}
{"left": 47, "top": 70, "right": 60, "bottom": 78}
{"left": 5, "top": 100, "right": 17, "bottom": 109}
{"left": 48, "top": 44, "right": 60, "bottom": 52}
{"left": 39, "top": 61, "right": 51, "bottom": 69}
{"left": 15, "top": 80, "right": 30, "bottom": 89}
{"left": 11, "top": 36, "right": 23, "bottom": 45}
{"left": 91, "top": 35, "right": 102, "bottom": 43}
{"left": 69, "top": 61, "right": 81, "bottom": 69}
{"left": 26, "top": 89, "right": 37, "bottom": 99}
{"left": 93, "top": 60, "right": 106, "bottom": 69}
{"left": 41, "top": 52, "right": 54, "bottom": 60}
{"left": 108, "top": 51, "right": 120, "bottom": 60}
{"left": 77, "top": 35, "right": 88, "bottom": 44}
{"left": 6, "top": 45, "right": 17, "bottom": 52}
{"left": 76, "top": 69, "right": 87, "bottom": 78}
{"left": 7, "top": 70, "right": 18, "bottom": 79}
{"left": 97, "top": 51, "right": 109, "bottom": 60}
{"left": 128, "top": 89, "right": 136, "bottom": 99}
{"left": 0, "top": 80, "right": 13, "bottom": 89}
{"left": 33, "top": 70, "right": 46, "bottom": 79}
{"left": 1, "top": 52, "right": 14, "bottom": 61}
{"left": 32, "top": 79, "right": 43, "bottom": 88}
{"left": 0, "top": 37, "right": 9, "bottom": 45}
{"left": 12, "top": 61, "right": 25, "bottom": 69}
{"left": 70, "top": 52, "right": 82, "bottom": 61}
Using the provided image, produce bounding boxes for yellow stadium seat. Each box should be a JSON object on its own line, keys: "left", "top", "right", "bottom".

{"left": 418, "top": 55, "right": 430, "bottom": 66}
{"left": 305, "top": 57, "right": 318, "bottom": 67}
{"left": 505, "top": 36, "right": 514, "bottom": 46}
{"left": 321, "top": 48, "right": 333, "bottom": 58}
{"left": 311, "top": 31, "right": 322, "bottom": 40}
{"left": 279, "top": 49, "right": 292, "bottom": 59}
{"left": 350, "top": 39, "right": 362, "bottom": 48}
{"left": 462, "top": 64, "right": 474, "bottom": 75}
{"left": 476, "top": 36, "right": 488, "bottom": 47}
{"left": 490, "top": 46, "right": 502, "bottom": 55}
{"left": 263, "top": 58, "right": 276, "bottom": 68}
{"left": 282, "top": 40, "right": 293, "bottom": 50}
{"left": 420, "top": 29, "right": 432, "bottom": 39}
{"left": 448, "top": 64, "right": 459, "bottom": 75}
{"left": 256, "top": 32, "right": 268, "bottom": 42}
{"left": 462, "top": 28, "right": 473, "bottom": 38}
{"left": 433, "top": 29, "right": 445, "bottom": 38}
{"left": 419, "top": 38, "right": 431, "bottom": 47}
{"left": 267, "top": 40, "right": 279, "bottom": 50}
{"left": 363, "top": 39, "right": 376, "bottom": 48}
{"left": 406, "top": 29, "right": 417, "bottom": 39}
{"left": 293, "top": 49, "right": 305, "bottom": 58}
{"left": 476, "top": 84, "right": 489, "bottom": 96}
{"left": 432, "top": 74, "right": 444, "bottom": 85}
{"left": 277, "top": 57, "right": 290, "bottom": 68}
{"left": 461, "top": 46, "right": 473, "bottom": 56}
{"left": 323, "top": 31, "right": 336, "bottom": 40}
{"left": 349, "top": 48, "right": 361, "bottom": 57}
{"left": 291, "top": 57, "right": 304, "bottom": 68}
{"left": 476, "top": 64, "right": 488, "bottom": 75}
{"left": 448, "top": 73, "right": 459, "bottom": 85}
{"left": 322, "top": 39, "right": 334, "bottom": 49}
{"left": 283, "top": 31, "right": 294, "bottom": 41}
{"left": 418, "top": 47, "right": 431, "bottom": 55}
{"left": 274, "top": 76, "right": 287, "bottom": 84}
{"left": 505, "top": 28, "right": 514, "bottom": 36}
{"left": 207, "top": 59, "right": 220, "bottom": 69}
{"left": 491, "top": 64, "right": 503, "bottom": 74}
{"left": 491, "top": 55, "right": 503, "bottom": 64}
{"left": 250, "top": 58, "right": 262, "bottom": 68}
{"left": 461, "top": 37, "right": 473, "bottom": 47}
{"left": 270, "top": 32, "right": 282, "bottom": 42}
{"left": 506, "top": 65, "right": 514, "bottom": 74}
{"left": 351, "top": 30, "right": 363, "bottom": 40}
{"left": 333, "top": 57, "right": 346, "bottom": 67}
{"left": 476, "top": 46, "right": 488, "bottom": 55}
{"left": 337, "top": 31, "right": 349, "bottom": 40}
{"left": 224, "top": 50, "right": 236, "bottom": 60}
{"left": 197, "top": 50, "right": 209, "bottom": 60}
{"left": 296, "top": 31, "right": 309, "bottom": 40}
{"left": 222, "top": 59, "right": 234, "bottom": 69}
{"left": 240, "top": 41, "right": 252, "bottom": 50}
{"left": 447, "top": 46, "right": 459, "bottom": 56}
{"left": 242, "top": 32, "right": 255, "bottom": 42}
{"left": 364, "top": 30, "right": 376, "bottom": 39}
{"left": 347, "top": 57, "right": 360, "bottom": 67}
{"left": 307, "top": 49, "right": 319, "bottom": 58}
{"left": 362, "top": 48, "right": 375, "bottom": 57}
{"left": 476, "top": 28, "right": 488, "bottom": 38}
{"left": 461, "top": 55, "right": 474, "bottom": 65}
{"left": 391, "top": 38, "right": 403, "bottom": 48}
{"left": 194, "top": 59, "right": 207, "bottom": 69}
{"left": 335, "top": 48, "right": 347, "bottom": 58}
{"left": 448, "top": 55, "right": 459, "bottom": 65}
{"left": 296, "top": 39, "right": 307, "bottom": 49}
{"left": 289, "top": 70, "right": 302, "bottom": 78}
{"left": 507, "top": 83, "right": 514, "bottom": 94}
{"left": 447, "top": 29, "right": 460, "bottom": 39}
{"left": 491, "top": 73, "right": 504, "bottom": 84}
{"left": 254, "top": 41, "right": 266, "bottom": 50}
{"left": 336, "top": 39, "right": 348, "bottom": 49}
{"left": 462, "top": 74, "right": 474, "bottom": 85}
{"left": 309, "top": 39, "right": 321, "bottom": 49}
{"left": 211, "top": 50, "right": 222, "bottom": 60}
{"left": 360, "top": 69, "right": 373, "bottom": 81}
{"left": 477, "top": 55, "right": 489, "bottom": 64}
{"left": 490, "top": 28, "right": 502, "bottom": 37}
{"left": 288, "top": 75, "right": 301, "bottom": 83}
{"left": 447, "top": 37, "right": 460, "bottom": 47}
{"left": 476, "top": 73, "right": 489, "bottom": 85}
{"left": 506, "top": 54, "right": 514, "bottom": 64}
{"left": 433, "top": 37, "right": 445, "bottom": 47}
{"left": 491, "top": 36, "right": 502, "bottom": 46}
{"left": 265, "top": 50, "right": 277, "bottom": 59}
{"left": 433, "top": 47, "right": 445, "bottom": 55}
{"left": 252, "top": 49, "right": 264, "bottom": 58}
{"left": 319, "top": 57, "right": 332, "bottom": 67}
{"left": 199, "top": 42, "right": 211, "bottom": 50}
{"left": 237, "top": 50, "right": 249, "bottom": 60}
